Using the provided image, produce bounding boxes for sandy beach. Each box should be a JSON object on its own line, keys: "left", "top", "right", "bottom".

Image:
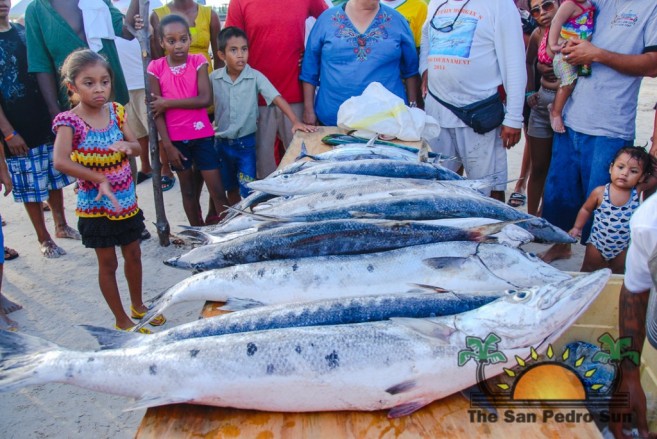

{"left": 0, "top": 77, "right": 655, "bottom": 438}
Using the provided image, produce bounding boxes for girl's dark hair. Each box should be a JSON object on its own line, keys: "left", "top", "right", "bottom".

{"left": 218, "top": 26, "right": 248, "bottom": 53}
{"left": 60, "top": 49, "right": 113, "bottom": 87}
{"left": 612, "top": 146, "right": 656, "bottom": 177}
{"left": 159, "top": 14, "right": 191, "bottom": 39}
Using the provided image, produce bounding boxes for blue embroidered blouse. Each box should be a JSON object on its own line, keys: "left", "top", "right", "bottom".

{"left": 300, "top": 4, "right": 419, "bottom": 126}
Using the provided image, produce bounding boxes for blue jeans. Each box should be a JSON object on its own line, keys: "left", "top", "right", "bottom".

{"left": 542, "top": 128, "right": 631, "bottom": 244}
{"left": 215, "top": 133, "right": 256, "bottom": 198}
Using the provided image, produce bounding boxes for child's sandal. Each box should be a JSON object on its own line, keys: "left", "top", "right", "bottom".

{"left": 115, "top": 324, "right": 152, "bottom": 334}
{"left": 130, "top": 305, "right": 167, "bottom": 327}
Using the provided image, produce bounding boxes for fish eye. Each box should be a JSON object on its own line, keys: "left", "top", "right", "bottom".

{"left": 525, "top": 252, "right": 539, "bottom": 261}
{"left": 511, "top": 290, "right": 532, "bottom": 302}
{"left": 505, "top": 289, "right": 517, "bottom": 295}
{"left": 516, "top": 291, "right": 528, "bottom": 299}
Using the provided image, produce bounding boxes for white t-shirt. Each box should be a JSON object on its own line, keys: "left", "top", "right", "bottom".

{"left": 624, "top": 193, "right": 657, "bottom": 293}
{"left": 563, "top": 0, "right": 657, "bottom": 141}
{"left": 420, "top": 0, "right": 526, "bottom": 129}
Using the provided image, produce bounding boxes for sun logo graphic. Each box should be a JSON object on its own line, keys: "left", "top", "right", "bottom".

{"left": 458, "top": 332, "right": 635, "bottom": 425}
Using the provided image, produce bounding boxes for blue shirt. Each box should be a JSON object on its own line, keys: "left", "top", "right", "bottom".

{"left": 300, "top": 4, "right": 418, "bottom": 126}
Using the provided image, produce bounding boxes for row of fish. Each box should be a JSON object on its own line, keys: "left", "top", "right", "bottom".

{"left": 0, "top": 137, "right": 595, "bottom": 418}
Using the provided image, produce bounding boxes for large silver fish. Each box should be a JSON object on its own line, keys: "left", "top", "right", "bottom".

{"left": 165, "top": 219, "right": 494, "bottom": 272}
{"left": 141, "top": 242, "right": 570, "bottom": 326}
{"left": 86, "top": 291, "right": 501, "bottom": 348}
{"left": 0, "top": 270, "right": 610, "bottom": 415}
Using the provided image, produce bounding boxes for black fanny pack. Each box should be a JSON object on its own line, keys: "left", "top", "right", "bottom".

{"left": 427, "top": 88, "right": 505, "bottom": 135}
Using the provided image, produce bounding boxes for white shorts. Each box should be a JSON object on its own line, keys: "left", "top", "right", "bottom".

{"left": 430, "top": 126, "right": 507, "bottom": 193}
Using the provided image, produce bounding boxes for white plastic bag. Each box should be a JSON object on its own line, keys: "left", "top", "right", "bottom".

{"left": 336, "top": 82, "right": 440, "bottom": 141}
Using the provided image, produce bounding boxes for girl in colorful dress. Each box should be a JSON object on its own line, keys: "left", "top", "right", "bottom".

{"left": 53, "top": 49, "right": 165, "bottom": 333}
{"left": 568, "top": 147, "right": 654, "bottom": 274}
{"left": 148, "top": 14, "right": 229, "bottom": 226}
{"left": 547, "top": 0, "right": 594, "bottom": 133}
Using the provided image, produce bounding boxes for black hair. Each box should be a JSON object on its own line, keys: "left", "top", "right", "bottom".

{"left": 159, "top": 14, "right": 191, "bottom": 40}
{"left": 611, "top": 146, "right": 655, "bottom": 177}
{"left": 218, "top": 26, "right": 248, "bottom": 53}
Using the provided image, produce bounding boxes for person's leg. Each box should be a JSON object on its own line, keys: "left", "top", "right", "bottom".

{"left": 549, "top": 83, "right": 575, "bottom": 134}
{"left": 540, "top": 129, "right": 582, "bottom": 263}
{"left": 236, "top": 142, "right": 257, "bottom": 200}
{"left": 428, "top": 128, "right": 460, "bottom": 172}
{"left": 119, "top": 239, "right": 143, "bottom": 311}
{"left": 275, "top": 103, "right": 304, "bottom": 161}
{"left": 454, "top": 126, "right": 507, "bottom": 201}
{"left": 0, "top": 225, "right": 20, "bottom": 330}
{"left": 94, "top": 246, "right": 134, "bottom": 330}
{"left": 526, "top": 135, "right": 552, "bottom": 216}
{"left": 176, "top": 168, "right": 203, "bottom": 226}
{"left": 23, "top": 202, "right": 66, "bottom": 258}
{"left": 189, "top": 137, "right": 229, "bottom": 224}
{"left": 48, "top": 188, "right": 80, "bottom": 240}
{"left": 609, "top": 249, "right": 628, "bottom": 275}
{"left": 137, "top": 136, "right": 153, "bottom": 177}
{"left": 509, "top": 136, "right": 530, "bottom": 205}
{"left": 579, "top": 243, "right": 608, "bottom": 273}
{"left": 201, "top": 169, "right": 229, "bottom": 223}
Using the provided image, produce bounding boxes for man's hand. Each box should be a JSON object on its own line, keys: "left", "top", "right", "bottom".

{"left": 562, "top": 38, "right": 601, "bottom": 66}
{"left": 0, "top": 166, "right": 12, "bottom": 196}
{"left": 500, "top": 125, "right": 521, "bottom": 149}
{"left": 608, "top": 367, "right": 656, "bottom": 439}
{"left": 6, "top": 133, "right": 29, "bottom": 156}
{"left": 421, "top": 71, "right": 428, "bottom": 99}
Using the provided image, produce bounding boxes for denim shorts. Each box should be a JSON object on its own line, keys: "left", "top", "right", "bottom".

{"left": 170, "top": 136, "right": 220, "bottom": 172}
{"left": 215, "top": 133, "right": 256, "bottom": 198}
{"left": 542, "top": 128, "right": 631, "bottom": 243}
{"left": 6, "top": 143, "right": 74, "bottom": 203}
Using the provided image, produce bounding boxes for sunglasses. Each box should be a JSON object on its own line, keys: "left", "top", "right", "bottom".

{"left": 430, "top": 0, "right": 471, "bottom": 33}
{"left": 530, "top": 1, "right": 556, "bottom": 17}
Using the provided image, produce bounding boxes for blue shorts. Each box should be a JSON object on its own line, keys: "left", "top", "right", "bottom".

{"left": 543, "top": 128, "right": 631, "bottom": 244}
{"left": 6, "top": 143, "right": 74, "bottom": 203}
{"left": 170, "top": 137, "right": 220, "bottom": 172}
{"left": 215, "top": 133, "right": 256, "bottom": 198}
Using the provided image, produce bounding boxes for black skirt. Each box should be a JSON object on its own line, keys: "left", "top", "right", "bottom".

{"left": 78, "top": 209, "right": 145, "bottom": 249}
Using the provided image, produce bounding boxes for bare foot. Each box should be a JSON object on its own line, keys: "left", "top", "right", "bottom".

{"left": 55, "top": 225, "right": 81, "bottom": 240}
{"left": 548, "top": 104, "right": 566, "bottom": 133}
{"left": 539, "top": 243, "right": 573, "bottom": 263}
{"left": 1, "top": 294, "right": 22, "bottom": 314}
{"left": 40, "top": 239, "right": 66, "bottom": 258}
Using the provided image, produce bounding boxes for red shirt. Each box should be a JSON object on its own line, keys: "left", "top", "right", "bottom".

{"left": 226, "top": 0, "right": 328, "bottom": 105}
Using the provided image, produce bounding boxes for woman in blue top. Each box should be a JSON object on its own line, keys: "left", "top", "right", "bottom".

{"left": 301, "top": 0, "right": 419, "bottom": 126}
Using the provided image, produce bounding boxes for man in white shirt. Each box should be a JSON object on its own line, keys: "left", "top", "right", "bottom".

{"left": 420, "top": 0, "right": 526, "bottom": 201}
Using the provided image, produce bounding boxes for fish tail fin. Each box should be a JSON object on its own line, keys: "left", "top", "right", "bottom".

{"left": 219, "top": 297, "right": 266, "bottom": 312}
{"left": 176, "top": 229, "right": 214, "bottom": 245}
{"left": 0, "top": 330, "right": 62, "bottom": 392}
{"left": 295, "top": 142, "right": 316, "bottom": 161}
{"left": 133, "top": 287, "right": 177, "bottom": 331}
{"left": 80, "top": 325, "right": 144, "bottom": 350}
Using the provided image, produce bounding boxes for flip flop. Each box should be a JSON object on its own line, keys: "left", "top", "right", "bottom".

{"left": 56, "top": 225, "right": 81, "bottom": 240}
{"left": 131, "top": 305, "right": 167, "bottom": 327}
{"left": 3, "top": 247, "right": 18, "bottom": 261}
{"left": 137, "top": 171, "right": 152, "bottom": 184}
{"left": 161, "top": 175, "right": 176, "bottom": 192}
{"left": 507, "top": 192, "right": 527, "bottom": 208}
{"left": 40, "top": 240, "right": 66, "bottom": 259}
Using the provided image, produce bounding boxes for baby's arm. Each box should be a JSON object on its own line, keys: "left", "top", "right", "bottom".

{"left": 150, "top": 64, "right": 213, "bottom": 116}
{"left": 272, "top": 96, "right": 318, "bottom": 134}
{"left": 548, "top": 2, "right": 579, "bottom": 53}
{"left": 568, "top": 185, "right": 603, "bottom": 238}
{"left": 53, "top": 125, "right": 120, "bottom": 210}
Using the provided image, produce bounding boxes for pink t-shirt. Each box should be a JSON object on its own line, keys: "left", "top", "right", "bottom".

{"left": 147, "top": 54, "right": 214, "bottom": 141}
{"left": 225, "top": 0, "right": 327, "bottom": 105}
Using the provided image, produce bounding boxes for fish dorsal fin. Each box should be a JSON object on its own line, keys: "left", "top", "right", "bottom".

{"left": 390, "top": 317, "right": 456, "bottom": 343}
{"left": 80, "top": 324, "right": 143, "bottom": 350}
{"left": 422, "top": 257, "right": 468, "bottom": 270}
{"left": 219, "top": 297, "right": 265, "bottom": 312}
{"left": 409, "top": 283, "right": 450, "bottom": 293}
{"left": 125, "top": 394, "right": 194, "bottom": 412}
{"left": 387, "top": 400, "right": 430, "bottom": 418}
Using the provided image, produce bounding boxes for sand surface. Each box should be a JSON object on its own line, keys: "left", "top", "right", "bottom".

{"left": 0, "top": 78, "right": 655, "bottom": 438}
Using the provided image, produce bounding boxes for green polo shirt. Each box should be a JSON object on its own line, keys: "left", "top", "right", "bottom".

{"left": 25, "top": 0, "right": 129, "bottom": 108}
{"left": 210, "top": 64, "right": 280, "bottom": 140}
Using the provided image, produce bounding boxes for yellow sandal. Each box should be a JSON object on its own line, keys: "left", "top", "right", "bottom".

{"left": 130, "top": 305, "right": 167, "bottom": 327}
{"left": 114, "top": 324, "right": 152, "bottom": 334}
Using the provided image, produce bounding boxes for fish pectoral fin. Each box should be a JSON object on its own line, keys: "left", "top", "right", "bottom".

{"left": 423, "top": 257, "right": 468, "bottom": 270}
{"left": 80, "top": 324, "right": 143, "bottom": 350}
{"left": 220, "top": 297, "right": 265, "bottom": 311}
{"left": 385, "top": 379, "right": 417, "bottom": 395}
{"left": 390, "top": 317, "right": 455, "bottom": 343}
{"left": 387, "top": 400, "right": 430, "bottom": 418}
{"left": 348, "top": 211, "right": 382, "bottom": 219}
{"left": 409, "top": 283, "right": 450, "bottom": 293}
{"left": 126, "top": 394, "right": 195, "bottom": 411}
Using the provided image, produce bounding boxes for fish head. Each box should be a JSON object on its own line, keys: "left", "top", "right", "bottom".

{"left": 454, "top": 269, "right": 611, "bottom": 351}
{"left": 164, "top": 245, "right": 227, "bottom": 272}
{"left": 477, "top": 244, "right": 571, "bottom": 287}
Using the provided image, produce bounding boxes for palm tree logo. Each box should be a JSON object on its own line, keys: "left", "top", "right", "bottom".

{"left": 458, "top": 333, "right": 508, "bottom": 395}
{"left": 592, "top": 332, "right": 639, "bottom": 394}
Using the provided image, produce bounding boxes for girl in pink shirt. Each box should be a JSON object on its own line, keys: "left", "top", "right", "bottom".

{"left": 148, "top": 14, "right": 228, "bottom": 226}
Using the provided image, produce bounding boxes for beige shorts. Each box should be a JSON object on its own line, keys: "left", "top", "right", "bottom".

{"left": 125, "top": 89, "right": 149, "bottom": 139}
{"left": 527, "top": 87, "right": 556, "bottom": 139}
{"left": 430, "top": 126, "right": 507, "bottom": 194}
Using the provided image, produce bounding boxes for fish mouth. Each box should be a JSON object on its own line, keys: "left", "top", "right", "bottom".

{"left": 536, "top": 269, "right": 610, "bottom": 312}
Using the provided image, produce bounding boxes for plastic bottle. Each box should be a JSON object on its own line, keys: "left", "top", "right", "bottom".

{"left": 578, "top": 31, "right": 592, "bottom": 77}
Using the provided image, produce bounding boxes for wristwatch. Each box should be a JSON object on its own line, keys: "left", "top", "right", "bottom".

{"left": 409, "top": 101, "right": 417, "bottom": 108}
